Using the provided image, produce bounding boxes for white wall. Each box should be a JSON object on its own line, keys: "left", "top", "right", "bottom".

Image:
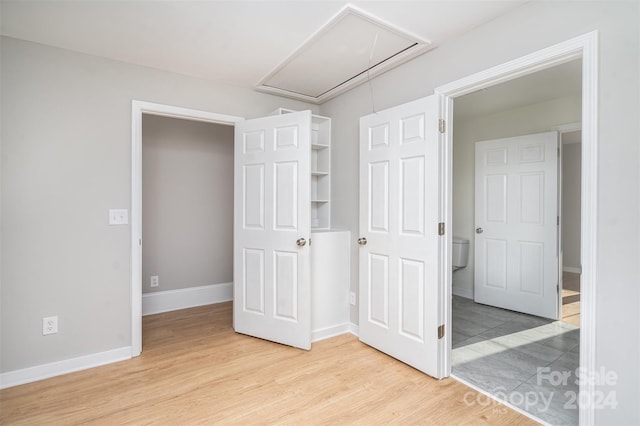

{"left": 320, "top": 2, "right": 639, "bottom": 424}
{"left": 1, "top": 2, "right": 639, "bottom": 423}
{"left": 0, "top": 36, "right": 316, "bottom": 374}
{"left": 142, "top": 115, "right": 233, "bottom": 294}
{"left": 451, "top": 95, "right": 581, "bottom": 298}
{"left": 562, "top": 138, "right": 582, "bottom": 271}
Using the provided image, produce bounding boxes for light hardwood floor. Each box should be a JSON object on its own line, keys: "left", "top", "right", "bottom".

{"left": 562, "top": 272, "right": 581, "bottom": 327}
{"left": 1, "top": 303, "right": 537, "bottom": 425}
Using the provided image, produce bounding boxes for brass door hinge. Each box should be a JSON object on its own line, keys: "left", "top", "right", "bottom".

{"left": 438, "top": 324, "right": 445, "bottom": 339}
{"left": 438, "top": 222, "right": 445, "bottom": 236}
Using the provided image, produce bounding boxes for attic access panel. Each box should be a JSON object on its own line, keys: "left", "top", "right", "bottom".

{"left": 256, "top": 5, "right": 432, "bottom": 104}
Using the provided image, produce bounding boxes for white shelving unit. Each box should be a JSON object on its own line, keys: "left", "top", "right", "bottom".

{"left": 270, "top": 109, "right": 348, "bottom": 345}
{"left": 272, "top": 108, "right": 331, "bottom": 230}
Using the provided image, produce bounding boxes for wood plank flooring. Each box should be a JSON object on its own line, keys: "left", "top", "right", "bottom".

{"left": 562, "top": 272, "right": 581, "bottom": 327}
{"left": 1, "top": 302, "right": 537, "bottom": 425}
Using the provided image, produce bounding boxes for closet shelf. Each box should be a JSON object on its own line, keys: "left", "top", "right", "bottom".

{"left": 274, "top": 107, "right": 331, "bottom": 230}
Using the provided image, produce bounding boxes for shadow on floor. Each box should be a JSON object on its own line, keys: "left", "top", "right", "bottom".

{"left": 452, "top": 296, "right": 580, "bottom": 426}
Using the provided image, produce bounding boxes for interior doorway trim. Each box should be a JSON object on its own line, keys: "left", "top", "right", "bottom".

{"left": 130, "top": 100, "right": 243, "bottom": 356}
{"left": 435, "top": 31, "right": 598, "bottom": 425}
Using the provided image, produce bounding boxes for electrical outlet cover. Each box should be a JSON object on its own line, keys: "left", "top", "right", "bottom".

{"left": 43, "top": 316, "right": 58, "bottom": 335}
{"left": 109, "top": 209, "right": 129, "bottom": 225}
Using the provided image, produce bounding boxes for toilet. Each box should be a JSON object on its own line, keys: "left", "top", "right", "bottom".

{"left": 452, "top": 237, "right": 469, "bottom": 272}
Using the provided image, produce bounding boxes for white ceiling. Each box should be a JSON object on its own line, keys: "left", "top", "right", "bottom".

{"left": 454, "top": 59, "right": 583, "bottom": 120}
{"left": 0, "top": 0, "right": 529, "bottom": 95}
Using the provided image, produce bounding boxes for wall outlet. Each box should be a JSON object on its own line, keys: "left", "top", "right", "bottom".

{"left": 349, "top": 291, "right": 356, "bottom": 306}
{"left": 43, "top": 316, "right": 58, "bottom": 335}
{"left": 150, "top": 275, "right": 159, "bottom": 288}
{"left": 109, "top": 209, "right": 129, "bottom": 225}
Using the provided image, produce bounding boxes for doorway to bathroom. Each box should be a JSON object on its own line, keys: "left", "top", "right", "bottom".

{"left": 448, "top": 59, "right": 583, "bottom": 425}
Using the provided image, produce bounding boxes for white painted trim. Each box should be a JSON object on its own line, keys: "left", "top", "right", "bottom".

{"left": 348, "top": 323, "right": 359, "bottom": 337}
{"left": 311, "top": 323, "right": 351, "bottom": 343}
{"left": 563, "top": 266, "right": 582, "bottom": 274}
{"left": 131, "top": 100, "right": 243, "bottom": 357}
{"left": 555, "top": 122, "right": 582, "bottom": 134}
{"left": 255, "top": 4, "right": 433, "bottom": 104}
{"left": 435, "top": 31, "right": 598, "bottom": 425}
{"left": 133, "top": 101, "right": 244, "bottom": 126}
{"left": 436, "top": 40, "right": 585, "bottom": 98}
{"left": 558, "top": 122, "right": 582, "bottom": 146}
{"left": 0, "top": 347, "right": 131, "bottom": 390}
{"left": 452, "top": 286, "right": 473, "bottom": 299}
{"left": 577, "top": 31, "right": 599, "bottom": 426}
{"left": 142, "top": 283, "right": 233, "bottom": 316}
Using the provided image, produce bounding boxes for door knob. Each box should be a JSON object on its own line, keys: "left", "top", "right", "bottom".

{"left": 357, "top": 237, "right": 367, "bottom": 246}
{"left": 296, "top": 238, "right": 307, "bottom": 247}
{"left": 476, "top": 227, "right": 484, "bottom": 234}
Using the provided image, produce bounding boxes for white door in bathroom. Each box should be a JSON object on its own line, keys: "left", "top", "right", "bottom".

{"left": 474, "top": 132, "right": 559, "bottom": 319}
{"left": 358, "top": 95, "right": 444, "bottom": 379}
{"left": 233, "top": 110, "right": 312, "bottom": 350}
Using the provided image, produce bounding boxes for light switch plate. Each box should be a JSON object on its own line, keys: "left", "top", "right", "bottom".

{"left": 109, "top": 209, "right": 129, "bottom": 225}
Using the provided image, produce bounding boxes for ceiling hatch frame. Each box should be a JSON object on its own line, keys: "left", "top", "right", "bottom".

{"left": 255, "top": 4, "right": 433, "bottom": 104}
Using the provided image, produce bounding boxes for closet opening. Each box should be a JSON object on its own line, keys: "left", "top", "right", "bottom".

{"left": 140, "top": 114, "right": 234, "bottom": 350}
{"left": 131, "top": 101, "right": 243, "bottom": 356}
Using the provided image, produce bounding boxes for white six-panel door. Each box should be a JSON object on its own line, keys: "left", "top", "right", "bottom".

{"left": 474, "top": 132, "right": 559, "bottom": 320}
{"left": 234, "top": 111, "right": 312, "bottom": 350}
{"left": 359, "top": 96, "right": 443, "bottom": 378}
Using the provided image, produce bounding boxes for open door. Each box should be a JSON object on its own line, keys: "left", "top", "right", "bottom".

{"left": 234, "top": 110, "right": 312, "bottom": 350}
{"left": 358, "top": 96, "right": 444, "bottom": 378}
{"left": 474, "top": 132, "right": 559, "bottom": 319}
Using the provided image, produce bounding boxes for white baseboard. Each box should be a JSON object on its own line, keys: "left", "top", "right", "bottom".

{"left": 452, "top": 286, "right": 473, "bottom": 299}
{"left": 563, "top": 266, "right": 582, "bottom": 274}
{"left": 311, "top": 323, "right": 351, "bottom": 342}
{"left": 0, "top": 346, "right": 131, "bottom": 390}
{"left": 348, "top": 323, "right": 359, "bottom": 337}
{"left": 142, "top": 282, "right": 233, "bottom": 316}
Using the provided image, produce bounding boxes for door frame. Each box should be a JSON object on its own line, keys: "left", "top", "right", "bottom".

{"left": 435, "top": 31, "right": 598, "bottom": 425}
{"left": 555, "top": 122, "right": 582, "bottom": 319}
{"left": 130, "top": 100, "right": 243, "bottom": 356}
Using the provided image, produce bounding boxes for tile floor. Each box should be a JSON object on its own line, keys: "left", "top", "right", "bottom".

{"left": 452, "top": 295, "right": 580, "bottom": 425}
